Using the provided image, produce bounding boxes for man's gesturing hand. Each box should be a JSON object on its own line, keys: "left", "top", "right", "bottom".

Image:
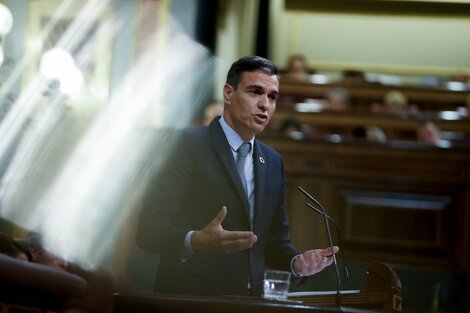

{"left": 191, "top": 206, "right": 257, "bottom": 254}
{"left": 293, "top": 246, "right": 340, "bottom": 277}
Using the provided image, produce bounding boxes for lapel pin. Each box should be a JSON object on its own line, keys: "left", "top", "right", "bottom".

{"left": 259, "top": 156, "right": 265, "bottom": 164}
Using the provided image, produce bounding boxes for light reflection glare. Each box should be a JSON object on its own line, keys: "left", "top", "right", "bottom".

{"left": 40, "top": 48, "right": 84, "bottom": 96}
{"left": 438, "top": 110, "right": 460, "bottom": 120}
{"left": 0, "top": 3, "right": 215, "bottom": 269}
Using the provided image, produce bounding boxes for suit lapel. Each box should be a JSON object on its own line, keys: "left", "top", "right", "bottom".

{"left": 209, "top": 120, "right": 251, "bottom": 222}
{"left": 253, "top": 140, "right": 267, "bottom": 231}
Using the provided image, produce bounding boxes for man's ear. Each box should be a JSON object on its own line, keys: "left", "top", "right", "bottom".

{"left": 223, "top": 83, "right": 233, "bottom": 105}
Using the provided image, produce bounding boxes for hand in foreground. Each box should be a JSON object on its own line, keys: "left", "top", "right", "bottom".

{"left": 191, "top": 206, "right": 257, "bottom": 254}
{"left": 293, "top": 246, "right": 340, "bottom": 277}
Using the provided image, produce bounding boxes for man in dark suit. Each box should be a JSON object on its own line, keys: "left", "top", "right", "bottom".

{"left": 137, "top": 56, "right": 338, "bottom": 297}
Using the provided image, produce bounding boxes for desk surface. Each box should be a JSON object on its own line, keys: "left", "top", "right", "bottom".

{"left": 114, "top": 292, "right": 380, "bottom": 313}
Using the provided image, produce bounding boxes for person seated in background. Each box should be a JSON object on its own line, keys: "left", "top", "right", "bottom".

{"left": 283, "top": 54, "right": 313, "bottom": 81}
{"left": 279, "top": 117, "right": 305, "bottom": 140}
{"left": 311, "top": 87, "right": 354, "bottom": 139}
{"left": 341, "top": 69, "right": 366, "bottom": 85}
{"left": 450, "top": 73, "right": 468, "bottom": 84}
{"left": 276, "top": 54, "right": 316, "bottom": 105}
{"left": 371, "top": 90, "right": 419, "bottom": 115}
{"left": 366, "top": 126, "right": 388, "bottom": 143}
{"left": 417, "top": 121, "right": 442, "bottom": 145}
{"left": 353, "top": 126, "right": 388, "bottom": 143}
{"left": 324, "top": 87, "right": 350, "bottom": 111}
{"left": 384, "top": 90, "right": 408, "bottom": 114}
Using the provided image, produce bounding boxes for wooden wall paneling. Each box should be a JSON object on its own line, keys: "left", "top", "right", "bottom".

{"left": 286, "top": 176, "right": 330, "bottom": 252}
{"left": 262, "top": 135, "right": 470, "bottom": 272}
{"left": 335, "top": 188, "right": 453, "bottom": 264}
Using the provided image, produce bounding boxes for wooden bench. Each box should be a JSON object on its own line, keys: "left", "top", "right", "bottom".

{"left": 278, "top": 80, "right": 469, "bottom": 111}
{"left": 270, "top": 108, "right": 470, "bottom": 136}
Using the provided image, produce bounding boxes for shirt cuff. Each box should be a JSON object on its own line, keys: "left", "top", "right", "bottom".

{"left": 290, "top": 254, "right": 303, "bottom": 278}
{"left": 181, "top": 230, "right": 194, "bottom": 262}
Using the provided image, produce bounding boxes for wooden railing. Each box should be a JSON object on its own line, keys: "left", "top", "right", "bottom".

{"left": 270, "top": 108, "right": 470, "bottom": 134}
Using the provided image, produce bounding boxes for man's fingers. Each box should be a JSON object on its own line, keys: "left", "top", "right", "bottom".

{"left": 326, "top": 256, "right": 334, "bottom": 266}
{"left": 222, "top": 230, "right": 257, "bottom": 241}
{"left": 298, "top": 254, "right": 307, "bottom": 275}
{"left": 221, "top": 236, "right": 258, "bottom": 253}
{"left": 329, "top": 245, "right": 340, "bottom": 255}
{"left": 320, "top": 245, "right": 339, "bottom": 256}
{"left": 192, "top": 206, "right": 261, "bottom": 254}
{"left": 219, "top": 230, "right": 257, "bottom": 253}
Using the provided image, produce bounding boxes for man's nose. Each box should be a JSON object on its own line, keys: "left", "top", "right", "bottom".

{"left": 258, "top": 96, "right": 269, "bottom": 110}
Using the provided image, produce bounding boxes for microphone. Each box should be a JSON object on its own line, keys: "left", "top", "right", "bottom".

{"left": 297, "top": 185, "right": 342, "bottom": 304}
{"left": 305, "top": 202, "right": 350, "bottom": 279}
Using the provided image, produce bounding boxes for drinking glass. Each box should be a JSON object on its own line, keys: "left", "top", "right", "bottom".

{"left": 263, "top": 269, "right": 291, "bottom": 301}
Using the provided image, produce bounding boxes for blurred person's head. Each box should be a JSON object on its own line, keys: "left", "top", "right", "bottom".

{"left": 384, "top": 91, "right": 408, "bottom": 113}
{"left": 284, "top": 54, "right": 311, "bottom": 81}
{"left": 451, "top": 73, "right": 468, "bottom": 83}
{"left": 287, "top": 54, "right": 309, "bottom": 75}
{"left": 417, "top": 122, "right": 441, "bottom": 144}
{"left": 366, "top": 126, "right": 387, "bottom": 143}
{"left": 27, "top": 232, "right": 68, "bottom": 270}
{"left": 280, "top": 117, "right": 304, "bottom": 140}
{"left": 325, "top": 87, "right": 350, "bottom": 111}
{"left": 342, "top": 70, "right": 365, "bottom": 85}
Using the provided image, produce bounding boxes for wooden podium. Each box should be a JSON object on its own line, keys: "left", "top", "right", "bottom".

{"left": 288, "top": 262, "right": 402, "bottom": 313}
{"left": 113, "top": 262, "right": 402, "bottom": 313}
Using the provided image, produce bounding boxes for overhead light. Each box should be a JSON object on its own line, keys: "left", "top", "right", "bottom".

{"left": 0, "top": 4, "right": 13, "bottom": 35}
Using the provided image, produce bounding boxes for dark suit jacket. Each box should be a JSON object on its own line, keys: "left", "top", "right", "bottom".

{"left": 137, "top": 118, "right": 299, "bottom": 296}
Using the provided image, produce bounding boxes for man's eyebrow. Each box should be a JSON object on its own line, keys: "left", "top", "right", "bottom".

{"left": 268, "top": 90, "right": 279, "bottom": 98}
{"left": 246, "top": 84, "right": 263, "bottom": 90}
{"left": 245, "top": 84, "right": 279, "bottom": 97}
{"left": 246, "top": 84, "right": 279, "bottom": 92}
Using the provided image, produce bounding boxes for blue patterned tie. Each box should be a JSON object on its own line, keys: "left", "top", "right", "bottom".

{"left": 236, "top": 142, "right": 251, "bottom": 196}
{"left": 237, "top": 142, "right": 254, "bottom": 293}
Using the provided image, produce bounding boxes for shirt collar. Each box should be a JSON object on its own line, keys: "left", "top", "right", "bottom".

{"left": 219, "top": 116, "right": 255, "bottom": 152}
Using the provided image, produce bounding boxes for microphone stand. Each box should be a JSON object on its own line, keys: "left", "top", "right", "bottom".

{"left": 297, "top": 186, "right": 342, "bottom": 305}
{"left": 306, "top": 202, "right": 350, "bottom": 279}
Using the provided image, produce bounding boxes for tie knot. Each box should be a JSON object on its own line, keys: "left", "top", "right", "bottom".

{"left": 237, "top": 142, "right": 251, "bottom": 157}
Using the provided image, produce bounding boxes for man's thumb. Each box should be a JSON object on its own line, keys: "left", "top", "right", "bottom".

{"left": 212, "top": 206, "right": 227, "bottom": 225}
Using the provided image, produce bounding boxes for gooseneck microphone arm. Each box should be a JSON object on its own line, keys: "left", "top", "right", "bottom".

{"left": 305, "top": 202, "right": 350, "bottom": 279}
{"left": 297, "top": 186, "right": 342, "bottom": 305}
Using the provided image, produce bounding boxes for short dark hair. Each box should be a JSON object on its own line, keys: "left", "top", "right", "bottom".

{"left": 226, "top": 56, "right": 279, "bottom": 89}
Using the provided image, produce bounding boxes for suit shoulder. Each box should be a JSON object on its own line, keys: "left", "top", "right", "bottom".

{"left": 255, "top": 139, "right": 281, "bottom": 160}
{"left": 180, "top": 126, "right": 210, "bottom": 143}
